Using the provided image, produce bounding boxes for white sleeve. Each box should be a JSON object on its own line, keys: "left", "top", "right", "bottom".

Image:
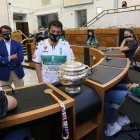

{"left": 65, "top": 43, "right": 74, "bottom": 61}
{"left": 32, "top": 46, "right": 42, "bottom": 63}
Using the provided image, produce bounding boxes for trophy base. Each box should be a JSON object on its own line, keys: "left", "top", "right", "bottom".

{"left": 65, "top": 87, "right": 81, "bottom": 94}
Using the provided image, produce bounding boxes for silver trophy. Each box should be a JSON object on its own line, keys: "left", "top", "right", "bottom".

{"left": 58, "top": 59, "right": 89, "bottom": 94}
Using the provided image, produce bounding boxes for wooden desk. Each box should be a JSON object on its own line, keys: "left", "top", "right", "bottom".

{"left": 0, "top": 83, "right": 75, "bottom": 140}
{"left": 98, "top": 47, "right": 125, "bottom": 58}
{"left": 86, "top": 57, "right": 130, "bottom": 140}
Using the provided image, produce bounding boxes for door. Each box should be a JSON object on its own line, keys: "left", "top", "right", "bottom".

{"left": 16, "top": 22, "right": 29, "bottom": 37}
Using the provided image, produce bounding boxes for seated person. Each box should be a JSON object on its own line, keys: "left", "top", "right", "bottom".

{"left": 104, "top": 83, "right": 140, "bottom": 136}
{"left": 85, "top": 30, "right": 98, "bottom": 47}
{"left": 0, "top": 92, "right": 17, "bottom": 118}
{"left": 122, "top": 1, "right": 127, "bottom": 8}
{"left": 110, "top": 29, "right": 138, "bottom": 63}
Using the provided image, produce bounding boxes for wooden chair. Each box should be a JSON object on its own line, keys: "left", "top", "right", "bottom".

{"left": 132, "top": 46, "right": 140, "bottom": 67}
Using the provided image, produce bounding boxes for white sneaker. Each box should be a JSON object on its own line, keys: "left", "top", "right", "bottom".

{"left": 105, "top": 122, "right": 122, "bottom": 136}
{"left": 117, "top": 115, "right": 131, "bottom": 126}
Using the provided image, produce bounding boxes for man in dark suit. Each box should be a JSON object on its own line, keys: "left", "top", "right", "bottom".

{"left": 0, "top": 25, "right": 25, "bottom": 89}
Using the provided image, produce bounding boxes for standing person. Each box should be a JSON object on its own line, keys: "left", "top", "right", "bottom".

{"left": 0, "top": 25, "right": 25, "bottom": 90}
{"left": 85, "top": 29, "right": 98, "bottom": 47}
{"left": 32, "top": 20, "right": 73, "bottom": 83}
{"left": 110, "top": 28, "right": 138, "bottom": 64}
{"left": 35, "top": 26, "right": 48, "bottom": 44}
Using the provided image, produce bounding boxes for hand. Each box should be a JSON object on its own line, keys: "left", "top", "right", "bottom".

{"left": 124, "top": 38, "right": 131, "bottom": 42}
{"left": 128, "top": 83, "right": 139, "bottom": 90}
{"left": 10, "top": 53, "right": 18, "bottom": 60}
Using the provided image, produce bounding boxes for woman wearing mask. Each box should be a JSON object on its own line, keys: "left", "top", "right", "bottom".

{"left": 85, "top": 30, "right": 98, "bottom": 47}
{"left": 110, "top": 28, "right": 138, "bottom": 64}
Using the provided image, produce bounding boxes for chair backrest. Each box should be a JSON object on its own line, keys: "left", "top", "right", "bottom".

{"left": 130, "top": 46, "right": 140, "bottom": 67}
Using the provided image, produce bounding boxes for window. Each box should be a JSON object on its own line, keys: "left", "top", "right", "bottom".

{"left": 96, "top": 7, "right": 102, "bottom": 14}
{"left": 38, "top": 13, "right": 58, "bottom": 28}
{"left": 13, "top": 15, "right": 23, "bottom": 20}
{"left": 41, "top": 0, "right": 51, "bottom": 5}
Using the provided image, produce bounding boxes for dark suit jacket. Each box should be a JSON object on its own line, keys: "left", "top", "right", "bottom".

{"left": 0, "top": 40, "right": 24, "bottom": 81}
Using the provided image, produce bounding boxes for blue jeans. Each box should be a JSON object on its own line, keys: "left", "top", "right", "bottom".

{"left": 104, "top": 84, "right": 128, "bottom": 124}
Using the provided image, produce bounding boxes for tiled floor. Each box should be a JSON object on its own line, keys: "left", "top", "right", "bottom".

{"left": 0, "top": 68, "right": 38, "bottom": 90}
{"left": 23, "top": 68, "right": 38, "bottom": 86}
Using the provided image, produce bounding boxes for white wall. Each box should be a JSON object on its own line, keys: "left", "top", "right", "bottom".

{"left": 4, "top": 0, "right": 140, "bottom": 33}
{"left": 7, "top": 0, "right": 62, "bottom": 33}
{"left": 0, "top": 0, "right": 9, "bottom": 26}
{"left": 8, "top": 0, "right": 30, "bottom": 8}
{"left": 62, "top": 0, "right": 115, "bottom": 29}
{"left": 118, "top": 0, "right": 140, "bottom": 8}
{"left": 92, "top": 10, "right": 140, "bottom": 28}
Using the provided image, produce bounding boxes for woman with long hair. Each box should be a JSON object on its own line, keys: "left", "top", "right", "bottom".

{"left": 85, "top": 30, "right": 98, "bottom": 47}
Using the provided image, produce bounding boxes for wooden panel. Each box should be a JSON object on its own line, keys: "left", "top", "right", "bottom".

{"left": 65, "top": 28, "right": 119, "bottom": 47}
{"left": 134, "top": 28, "right": 140, "bottom": 35}
{"left": 94, "top": 28, "right": 119, "bottom": 35}
{"left": 65, "top": 29, "right": 87, "bottom": 35}
{"left": 94, "top": 28, "right": 119, "bottom": 47}
{"left": 71, "top": 45, "right": 84, "bottom": 63}
{"left": 12, "top": 32, "right": 22, "bottom": 42}
{"left": 65, "top": 29, "right": 87, "bottom": 45}
{"left": 76, "top": 117, "right": 98, "bottom": 140}
{"left": 96, "top": 35, "right": 117, "bottom": 47}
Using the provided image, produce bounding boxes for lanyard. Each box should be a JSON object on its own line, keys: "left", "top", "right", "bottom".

{"left": 44, "top": 89, "right": 70, "bottom": 140}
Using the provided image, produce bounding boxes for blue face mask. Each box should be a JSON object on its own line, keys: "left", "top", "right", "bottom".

{"left": 49, "top": 33, "right": 61, "bottom": 42}
{"left": 1, "top": 33, "right": 11, "bottom": 41}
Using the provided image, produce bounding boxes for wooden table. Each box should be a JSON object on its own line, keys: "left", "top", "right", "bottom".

{"left": 0, "top": 83, "right": 75, "bottom": 140}
{"left": 98, "top": 47, "right": 125, "bottom": 58}
{"left": 86, "top": 57, "right": 130, "bottom": 140}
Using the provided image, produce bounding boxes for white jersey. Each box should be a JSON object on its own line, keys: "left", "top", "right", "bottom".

{"left": 32, "top": 39, "right": 72, "bottom": 83}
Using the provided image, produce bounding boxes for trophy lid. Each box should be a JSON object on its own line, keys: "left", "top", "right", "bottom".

{"left": 60, "top": 60, "right": 87, "bottom": 72}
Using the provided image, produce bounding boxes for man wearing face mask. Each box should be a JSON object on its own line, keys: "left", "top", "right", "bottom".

{"left": 32, "top": 20, "right": 73, "bottom": 83}
{"left": 0, "top": 25, "right": 25, "bottom": 89}
{"left": 35, "top": 26, "right": 48, "bottom": 45}
{"left": 109, "top": 28, "right": 138, "bottom": 62}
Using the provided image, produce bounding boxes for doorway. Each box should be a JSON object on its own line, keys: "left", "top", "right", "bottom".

{"left": 75, "top": 10, "right": 87, "bottom": 28}
{"left": 16, "top": 22, "right": 29, "bottom": 37}
{"left": 37, "top": 13, "right": 58, "bottom": 28}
